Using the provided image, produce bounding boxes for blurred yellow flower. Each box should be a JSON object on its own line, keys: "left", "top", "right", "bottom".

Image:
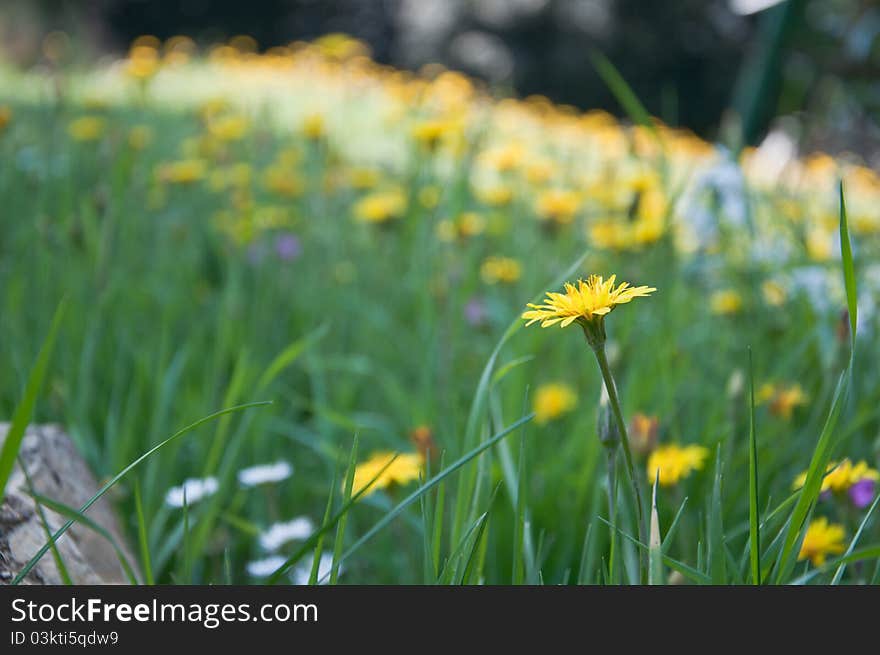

{"left": 476, "top": 185, "right": 514, "bottom": 207}
{"left": 710, "top": 290, "right": 743, "bottom": 315}
{"left": 647, "top": 444, "right": 709, "bottom": 486}
{"left": 125, "top": 44, "right": 160, "bottom": 81}
{"left": 798, "top": 517, "right": 845, "bottom": 566}
{"left": 758, "top": 382, "right": 807, "bottom": 419}
{"left": 481, "top": 143, "right": 525, "bottom": 172}
{"left": 67, "top": 116, "right": 105, "bottom": 141}
{"left": 806, "top": 226, "right": 834, "bottom": 262}
{"left": 157, "top": 159, "right": 207, "bottom": 185}
{"left": 351, "top": 452, "right": 422, "bottom": 497}
{"left": 535, "top": 189, "right": 581, "bottom": 225}
{"left": 793, "top": 459, "right": 879, "bottom": 493}
{"left": 348, "top": 167, "right": 382, "bottom": 190}
{"left": 411, "top": 119, "right": 454, "bottom": 151}
{"left": 480, "top": 256, "right": 521, "bottom": 285}
{"left": 523, "top": 275, "right": 655, "bottom": 328}
{"left": 589, "top": 220, "right": 630, "bottom": 251}
{"left": 353, "top": 189, "right": 407, "bottom": 224}
{"left": 437, "top": 212, "right": 485, "bottom": 242}
{"left": 533, "top": 383, "right": 577, "bottom": 424}
{"left": 313, "top": 33, "right": 370, "bottom": 60}
{"left": 263, "top": 166, "right": 305, "bottom": 197}
{"left": 208, "top": 114, "right": 249, "bottom": 141}
{"left": 302, "top": 113, "right": 326, "bottom": 140}
{"left": 762, "top": 280, "right": 787, "bottom": 306}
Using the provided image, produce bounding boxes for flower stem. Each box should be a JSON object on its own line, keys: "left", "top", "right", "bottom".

{"left": 592, "top": 343, "right": 647, "bottom": 581}
{"left": 605, "top": 447, "right": 618, "bottom": 584}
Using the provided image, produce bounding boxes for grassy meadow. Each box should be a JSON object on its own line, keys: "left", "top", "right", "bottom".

{"left": 1, "top": 35, "right": 879, "bottom": 585}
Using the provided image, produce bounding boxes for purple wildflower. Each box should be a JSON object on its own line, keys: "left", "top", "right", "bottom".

{"left": 464, "top": 297, "right": 488, "bottom": 327}
{"left": 275, "top": 233, "right": 302, "bottom": 261}
{"left": 849, "top": 479, "right": 876, "bottom": 509}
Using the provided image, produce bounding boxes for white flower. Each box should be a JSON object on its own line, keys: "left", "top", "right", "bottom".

{"left": 237, "top": 460, "right": 293, "bottom": 487}
{"left": 164, "top": 477, "right": 219, "bottom": 508}
{"left": 291, "top": 552, "right": 340, "bottom": 585}
{"left": 246, "top": 556, "right": 286, "bottom": 578}
{"left": 259, "top": 517, "right": 314, "bottom": 551}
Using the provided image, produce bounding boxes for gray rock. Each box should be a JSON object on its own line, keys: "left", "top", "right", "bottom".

{"left": 0, "top": 423, "right": 137, "bottom": 585}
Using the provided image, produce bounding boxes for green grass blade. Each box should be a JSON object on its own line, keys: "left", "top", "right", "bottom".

{"left": 576, "top": 522, "right": 594, "bottom": 584}
{"left": 0, "top": 299, "right": 66, "bottom": 501}
{"left": 790, "top": 545, "right": 880, "bottom": 585}
{"left": 133, "top": 482, "right": 154, "bottom": 585}
{"left": 831, "top": 492, "right": 880, "bottom": 584}
{"left": 331, "top": 434, "right": 359, "bottom": 584}
{"left": 309, "top": 465, "right": 340, "bottom": 585}
{"left": 19, "top": 458, "right": 72, "bottom": 585}
{"left": 661, "top": 496, "right": 689, "bottom": 554}
{"left": 774, "top": 189, "right": 858, "bottom": 583}
{"left": 838, "top": 181, "right": 857, "bottom": 346}
{"left": 321, "top": 413, "right": 535, "bottom": 582}
{"left": 708, "top": 446, "right": 727, "bottom": 584}
{"left": 267, "top": 452, "right": 401, "bottom": 584}
{"left": 11, "top": 401, "right": 270, "bottom": 584}
{"left": 28, "top": 491, "right": 139, "bottom": 585}
{"left": 747, "top": 348, "right": 761, "bottom": 584}
{"left": 256, "top": 323, "right": 329, "bottom": 392}
{"left": 590, "top": 51, "right": 657, "bottom": 135}
{"left": 598, "top": 515, "right": 711, "bottom": 584}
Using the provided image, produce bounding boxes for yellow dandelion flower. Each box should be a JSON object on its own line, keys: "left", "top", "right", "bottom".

{"left": 523, "top": 275, "right": 655, "bottom": 329}
{"left": 353, "top": 189, "right": 407, "bottom": 224}
{"left": 535, "top": 189, "right": 581, "bottom": 225}
{"left": 589, "top": 220, "right": 631, "bottom": 251}
{"left": 411, "top": 119, "right": 452, "bottom": 150}
{"left": 313, "top": 33, "right": 370, "bottom": 60}
{"left": 207, "top": 114, "right": 249, "bottom": 141}
{"left": 348, "top": 167, "right": 382, "bottom": 190}
{"left": 480, "top": 256, "right": 522, "bottom": 285}
{"left": 533, "top": 383, "right": 578, "bottom": 424}
{"left": 438, "top": 212, "right": 486, "bottom": 242}
{"left": 157, "top": 159, "right": 207, "bottom": 185}
{"left": 67, "top": 116, "right": 105, "bottom": 142}
{"left": 798, "top": 517, "right": 845, "bottom": 566}
{"left": 263, "top": 166, "right": 305, "bottom": 197}
{"left": 476, "top": 185, "right": 514, "bottom": 207}
{"left": 351, "top": 452, "right": 422, "bottom": 498}
{"left": 647, "top": 444, "right": 709, "bottom": 487}
{"left": 710, "top": 289, "right": 743, "bottom": 315}
{"left": 302, "top": 113, "right": 326, "bottom": 140}
{"left": 125, "top": 45, "right": 160, "bottom": 80}
{"left": 524, "top": 159, "right": 557, "bottom": 186}
{"left": 762, "top": 280, "right": 787, "bottom": 306}
{"left": 793, "top": 459, "right": 880, "bottom": 493}
{"left": 761, "top": 383, "right": 807, "bottom": 419}
{"left": 481, "top": 143, "right": 525, "bottom": 172}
